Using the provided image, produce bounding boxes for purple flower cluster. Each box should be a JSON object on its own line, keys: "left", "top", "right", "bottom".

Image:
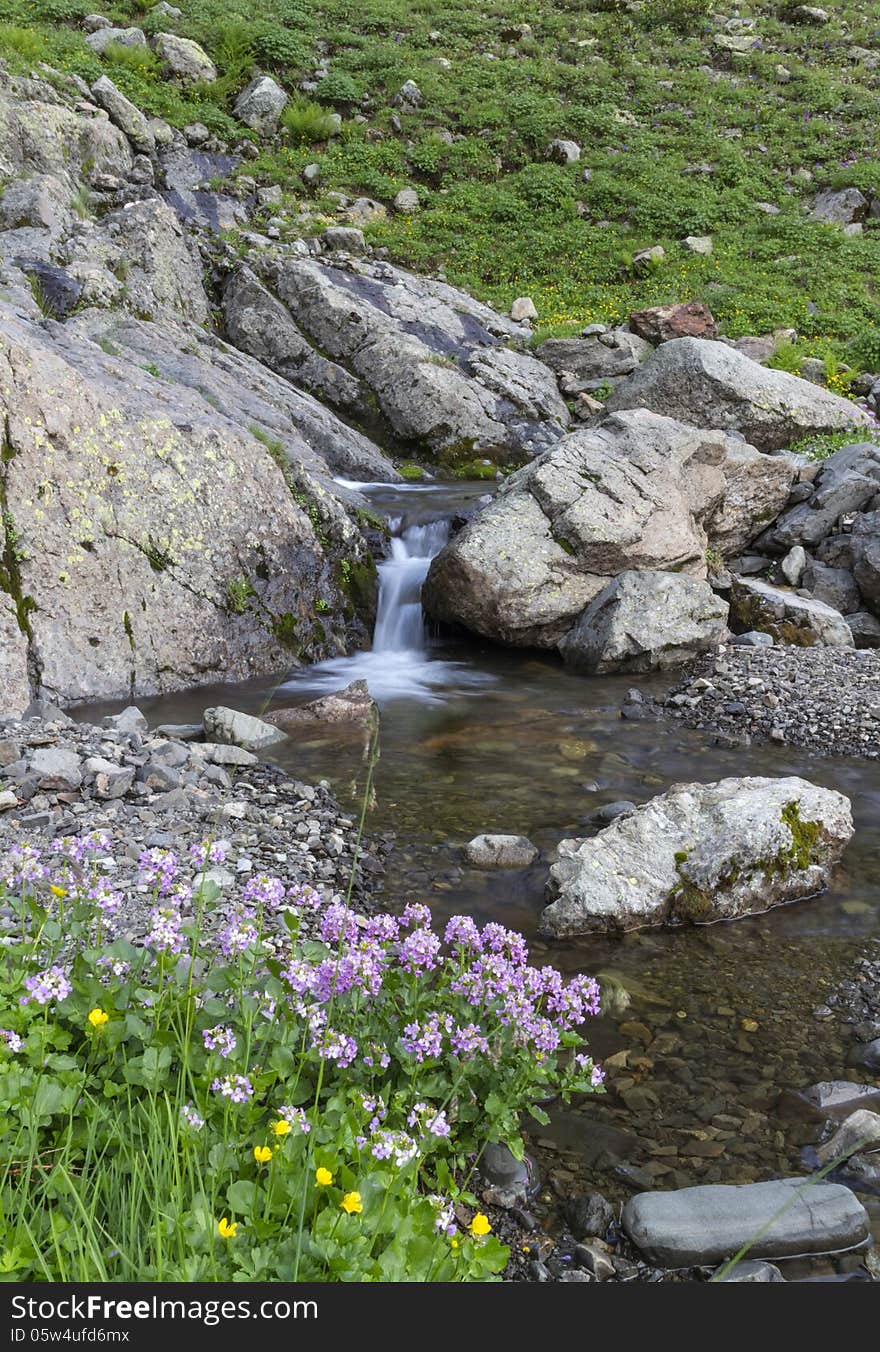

{"left": 88, "top": 883, "right": 122, "bottom": 917}
{"left": 52, "top": 832, "right": 111, "bottom": 862}
{"left": 399, "top": 926, "right": 441, "bottom": 974}
{"left": 22, "top": 965, "right": 72, "bottom": 1007}
{"left": 407, "top": 1102, "right": 451, "bottom": 1139}
{"left": 211, "top": 1074, "right": 253, "bottom": 1104}
{"left": 2, "top": 843, "right": 46, "bottom": 887}
{"left": 276, "top": 1105, "right": 311, "bottom": 1134}
{"left": 190, "top": 840, "right": 227, "bottom": 867}
{"left": 286, "top": 883, "right": 323, "bottom": 912}
{"left": 0, "top": 1028, "right": 23, "bottom": 1053}
{"left": 217, "top": 908, "right": 258, "bottom": 958}
{"left": 202, "top": 1024, "right": 237, "bottom": 1058}
{"left": 310, "top": 1024, "right": 358, "bottom": 1068}
{"left": 146, "top": 905, "right": 184, "bottom": 955}
{"left": 138, "top": 848, "right": 179, "bottom": 895}
{"left": 180, "top": 1102, "right": 205, "bottom": 1130}
{"left": 243, "top": 874, "right": 285, "bottom": 911}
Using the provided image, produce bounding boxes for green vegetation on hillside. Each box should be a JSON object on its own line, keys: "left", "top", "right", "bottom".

{"left": 3, "top": 0, "right": 880, "bottom": 366}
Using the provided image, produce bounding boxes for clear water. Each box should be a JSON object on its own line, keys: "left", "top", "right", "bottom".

{"left": 78, "top": 482, "right": 880, "bottom": 1242}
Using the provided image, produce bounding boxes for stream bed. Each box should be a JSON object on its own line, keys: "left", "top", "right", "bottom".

{"left": 77, "top": 482, "right": 880, "bottom": 1258}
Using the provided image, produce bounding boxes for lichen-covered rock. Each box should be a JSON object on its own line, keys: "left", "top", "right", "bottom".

{"left": 273, "top": 256, "right": 568, "bottom": 464}
{"left": 423, "top": 411, "right": 779, "bottom": 648}
{"left": 233, "top": 76, "right": 288, "bottom": 131}
{"left": 729, "top": 575, "right": 855, "bottom": 647}
{"left": 152, "top": 33, "right": 217, "bottom": 83}
{"left": 91, "top": 76, "right": 155, "bottom": 156}
{"left": 606, "top": 337, "right": 871, "bottom": 451}
{"left": 559, "top": 571, "right": 729, "bottom": 673}
{"left": 99, "top": 197, "right": 210, "bottom": 323}
{"left": 0, "top": 297, "right": 377, "bottom": 705}
{"left": 0, "top": 77, "right": 132, "bottom": 180}
{"left": 542, "top": 776, "right": 853, "bottom": 936}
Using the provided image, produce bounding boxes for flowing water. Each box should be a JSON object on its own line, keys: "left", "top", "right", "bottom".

{"left": 80, "top": 481, "right": 880, "bottom": 1249}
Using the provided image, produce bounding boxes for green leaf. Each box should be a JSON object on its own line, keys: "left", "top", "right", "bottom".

{"left": 227, "top": 1180, "right": 257, "bottom": 1214}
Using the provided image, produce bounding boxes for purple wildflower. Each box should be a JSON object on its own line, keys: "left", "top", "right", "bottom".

{"left": 211, "top": 1074, "right": 253, "bottom": 1104}
{"left": 202, "top": 1024, "right": 236, "bottom": 1058}
{"left": 22, "top": 965, "right": 72, "bottom": 1006}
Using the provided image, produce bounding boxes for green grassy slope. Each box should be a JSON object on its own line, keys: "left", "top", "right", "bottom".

{"left": 3, "top": 0, "right": 880, "bottom": 373}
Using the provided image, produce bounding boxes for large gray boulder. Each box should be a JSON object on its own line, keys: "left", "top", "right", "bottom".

{"left": 203, "top": 706, "right": 287, "bottom": 751}
{"left": 729, "top": 575, "right": 855, "bottom": 647}
{"left": 541, "top": 775, "right": 853, "bottom": 937}
{"left": 85, "top": 26, "right": 147, "bottom": 54}
{"left": 559, "top": 571, "right": 729, "bottom": 674}
{"left": 0, "top": 294, "right": 378, "bottom": 706}
{"left": 91, "top": 76, "right": 156, "bottom": 156}
{"left": 851, "top": 511, "right": 880, "bottom": 612}
{"left": 423, "top": 411, "right": 786, "bottom": 648}
{"left": 273, "top": 257, "right": 569, "bottom": 464}
{"left": 98, "top": 198, "right": 211, "bottom": 324}
{"left": 623, "top": 1179, "right": 869, "bottom": 1267}
{"left": 233, "top": 76, "right": 289, "bottom": 132}
{"left": 535, "top": 328, "right": 651, "bottom": 387}
{"left": 61, "top": 305, "right": 396, "bottom": 483}
{"left": 152, "top": 33, "right": 217, "bottom": 83}
{"left": 0, "top": 77, "right": 132, "bottom": 180}
{"left": 605, "top": 337, "right": 871, "bottom": 451}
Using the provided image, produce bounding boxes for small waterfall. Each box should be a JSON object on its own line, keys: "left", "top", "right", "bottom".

{"left": 372, "top": 517, "right": 450, "bottom": 654}
{"left": 278, "top": 482, "right": 494, "bottom": 703}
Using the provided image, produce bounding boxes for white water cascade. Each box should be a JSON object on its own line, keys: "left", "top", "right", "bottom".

{"left": 277, "top": 485, "right": 495, "bottom": 704}
{"left": 372, "top": 517, "right": 451, "bottom": 654}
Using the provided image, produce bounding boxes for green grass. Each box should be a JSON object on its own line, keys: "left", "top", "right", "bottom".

{"left": 2, "top": 0, "right": 879, "bottom": 361}
{"left": 280, "top": 95, "right": 341, "bottom": 145}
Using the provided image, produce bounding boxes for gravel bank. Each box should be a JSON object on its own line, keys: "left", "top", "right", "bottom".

{"left": 658, "top": 647, "right": 880, "bottom": 760}
{"left": 0, "top": 704, "right": 387, "bottom": 940}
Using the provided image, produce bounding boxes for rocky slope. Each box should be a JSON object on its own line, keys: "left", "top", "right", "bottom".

{"left": 0, "top": 61, "right": 572, "bottom": 712}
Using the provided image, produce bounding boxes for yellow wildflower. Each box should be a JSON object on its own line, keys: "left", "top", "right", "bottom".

{"left": 50, "top": 886, "right": 68, "bottom": 898}
{"left": 217, "top": 1217, "right": 237, "bottom": 1239}
{"left": 270, "top": 1119, "right": 291, "bottom": 1137}
{"left": 253, "top": 1145, "right": 272, "bottom": 1165}
{"left": 87, "top": 1008, "right": 108, "bottom": 1028}
{"left": 340, "top": 1191, "right": 363, "bottom": 1215}
{"left": 315, "top": 1167, "right": 333, "bottom": 1186}
{"left": 469, "top": 1213, "right": 491, "bottom": 1237}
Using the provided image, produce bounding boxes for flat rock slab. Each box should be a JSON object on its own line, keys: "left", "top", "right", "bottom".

{"left": 623, "top": 1179, "right": 870, "bottom": 1267}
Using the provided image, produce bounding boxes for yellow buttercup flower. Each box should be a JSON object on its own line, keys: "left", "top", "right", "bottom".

{"left": 315, "top": 1167, "right": 333, "bottom": 1187}
{"left": 340, "top": 1192, "right": 362, "bottom": 1215}
{"left": 253, "top": 1145, "right": 272, "bottom": 1165}
{"left": 469, "top": 1213, "right": 491, "bottom": 1237}
{"left": 217, "top": 1217, "right": 237, "bottom": 1239}
{"left": 50, "top": 885, "right": 68, "bottom": 898}
{"left": 270, "top": 1119, "right": 291, "bottom": 1137}
{"left": 87, "top": 1008, "right": 109, "bottom": 1028}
